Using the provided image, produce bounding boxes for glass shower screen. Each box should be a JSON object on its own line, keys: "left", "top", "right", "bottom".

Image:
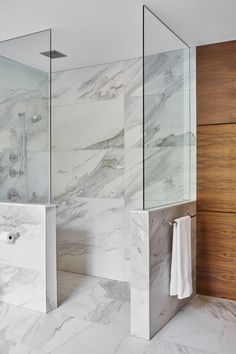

{"left": 143, "top": 6, "right": 192, "bottom": 209}
{"left": 0, "top": 30, "right": 51, "bottom": 204}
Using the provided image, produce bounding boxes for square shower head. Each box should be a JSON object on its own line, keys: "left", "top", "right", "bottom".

{"left": 40, "top": 50, "right": 67, "bottom": 59}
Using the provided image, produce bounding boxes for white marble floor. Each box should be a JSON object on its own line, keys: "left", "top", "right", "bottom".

{"left": 0, "top": 271, "right": 236, "bottom": 354}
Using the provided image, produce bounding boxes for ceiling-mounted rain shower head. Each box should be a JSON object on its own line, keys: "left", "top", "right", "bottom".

{"left": 40, "top": 50, "right": 67, "bottom": 59}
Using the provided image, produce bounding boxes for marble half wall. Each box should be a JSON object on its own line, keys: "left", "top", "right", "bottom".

{"left": 130, "top": 201, "right": 196, "bottom": 339}
{"left": 0, "top": 202, "right": 57, "bottom": 313}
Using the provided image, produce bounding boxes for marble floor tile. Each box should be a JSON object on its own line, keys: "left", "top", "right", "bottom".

{"left": 52, "top": 321, "right": 129, "bottom": 354}
{"left": 184, "top": 295, "right": 236, "bottom": 323}
{"left": 157, "top": 296, "right": 236, "bottom": 354}
{"left": 146, "top": 340, "right": 215, "bottom": 354}
{"left": 57, "top": 271, "right": 130, "bottom": 327}
{"left": 113, "top": 336, "right": 152, "bottom": 354}
{"left": 0, "top": 340, "right": 47, "bottom": 354}
{"left": 0, "top": 302, "right": 91, "bottom": 353}
{"left": 57, "top": 270, "right": 101, "bottom": 297}
{"left": 1, "top": 271, "right": 236, "bottom": 354}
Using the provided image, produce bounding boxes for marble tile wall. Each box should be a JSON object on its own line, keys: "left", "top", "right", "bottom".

{"left": 52, "top": 48, "right": 196, "bottom": 281}
{"left": 130, "top": 201, "right": 196, "bottom": 340}
{"left": 143, "top": 48, "right": 196, "bottom": 208}
{"left": 0, "top": 202, "right": 57, "bottom": 313}
{"left": 52, "top": 61, "right": 131, "bottom": 281}
{"left": 0, "top": 56, "right": 50, "bottom": 203}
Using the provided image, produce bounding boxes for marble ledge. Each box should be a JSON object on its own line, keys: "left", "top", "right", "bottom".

{"left": 0, "top": 201, "right": 56, "bottom": 208}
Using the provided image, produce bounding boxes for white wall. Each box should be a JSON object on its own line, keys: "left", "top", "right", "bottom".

{"left": 0, "top": 0, "right": 235, "bottom": 71}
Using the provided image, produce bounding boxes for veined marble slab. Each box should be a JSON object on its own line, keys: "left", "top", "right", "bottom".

{"left": 0, "top": 55, "right": 50, "bottom": 204}
{"left": 52, "top": 49, "right": 196, "bottom": 283}
{"left": 0, "top": 202, "right": 57, "bottom": 313}
{"left": 124, "top": 97, "right": 143, "bottom": 149}
{"left": 130, "top": 201, "right": 196, "bottom": 339}
{"left": 124, "top": 148, "right": 143, "bottom": 203}
{"left": 56, "top": 197, "right": 130, "bottom": 281}
{"left": 52, "top": 99, "right": 124, "bottom": 151}
{"left": 52, "top": 149, "right": 124, "bottom": 200}
{"left": 52, "top": 61, "right": 124, "bottom": 106}
{"left": 144, "top": 147, "right": 190, "bottom": 207}
{"left": 52, "top": 60, "right": 127, "bottom": 281}
{"left": 123, "top": 58, "right": 143, "bottom": 98}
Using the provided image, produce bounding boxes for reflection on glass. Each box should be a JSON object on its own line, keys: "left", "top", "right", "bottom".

{"left": 143, "top": 6, "right": 193, "bottom": 209}
{"left": 0, "top": 30, "right": 51, "bottom": 203}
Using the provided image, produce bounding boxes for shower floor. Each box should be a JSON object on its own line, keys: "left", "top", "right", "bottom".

{"left": 0, "top": 271, "right": 236, "bottom": 353}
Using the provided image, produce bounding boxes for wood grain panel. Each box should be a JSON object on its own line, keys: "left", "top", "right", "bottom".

{"left": 197, "top": 40, "right": 236, "bottom": 300}
{"left": 197, "top": 124, "right": 236, "bottom": 212}
{"left": 197, "top": 40, "right": 236, "bottom": 125}
{"left": 197, "top": 211, "right": 236, "bottom": 300}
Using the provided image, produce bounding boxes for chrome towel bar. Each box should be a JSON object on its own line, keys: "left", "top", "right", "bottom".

{"left": 163, "top": 213, "right": 196, "bottom": 226}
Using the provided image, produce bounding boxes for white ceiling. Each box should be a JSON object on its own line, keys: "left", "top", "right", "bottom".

{"left": 0, "top": 0, "right": 235, "bottom": 71}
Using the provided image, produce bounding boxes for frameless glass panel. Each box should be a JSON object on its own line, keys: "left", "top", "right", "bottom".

{"left": 143, "top": 6, "right": 192, "bottom": 209}
{"left": 0, "top": 30, "right": 51, "bottom": 203}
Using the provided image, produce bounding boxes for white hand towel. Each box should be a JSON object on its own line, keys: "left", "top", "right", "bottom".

{"left": 170, "top": 215, "right": 192, "bottom": 299}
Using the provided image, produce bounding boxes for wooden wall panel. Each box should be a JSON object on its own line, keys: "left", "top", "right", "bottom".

{"left": 197, "top": 40, "right": 236, "bottom": 125}
{"left": 197, "top": 124, "right": 236, "bottom": 212}
{"left": 197, "top": 211, "right": 236, "bottom": 300}
{"left": 197, "top": 40, "right": 236, "bottom": 300}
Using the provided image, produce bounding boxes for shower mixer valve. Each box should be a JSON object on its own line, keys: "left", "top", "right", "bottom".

{"left": 7, "top": 232, "right": 20, "bottom": 243}
{"left": 9, "top": 168, "right": 18, "bottom": 177}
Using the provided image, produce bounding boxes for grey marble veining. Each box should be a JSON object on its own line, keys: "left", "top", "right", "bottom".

{"left": 52, "top": 60, "right": 127, "bottom": 281}
{"left": 52, "top": 149, "right": 124, "bottom": 201}
{"left": 55, "top": 197, "right": 125, "bottom": 244}
{"left": 124, "top": 97, "right": 143, "bottom": 149}
{"left": 52, "top": 49, "right": 196, "bottom": 282}
{"left": 124, "top": 148, "right": 143, "bottom": 203}
{"left": 0, "top": 56, "right": 50, "bottom": 204}
{"left": 98, "top": 279, "right": 130, "bottom": 301}
{"left": 149, "top": 201, "right": 196, "bottom": 338}
{"left": 1, "top": 271, "right": 235, "bottom": 354}
{"left": 130, "top": 201, "right": 196, "bottom": 340}
{"left": 56, "top": 197, "right": 129, "bottom": 281}
{"left": 0, "top": 203, "right": 57, "bottom": 313}
{"left": 149, "top": 201, "right": 196, "bottom": 289}
{"left": 52, "top": 61, "right": 124, "bottom": 106}
{"left": 144, "top": 93, "right": 194, "bottom": 148}
{"left": 130, "top": 211, "right": 149, "bottom": 291}
{"left": 144, "top": 49, "right": 189, "bottom": 97}
{"left": 52, "top": 99, "right": 124, "bottom": 151}
{"left": 146, "top": 340, "right": 214, "bottom": 354}
{"left": 183, "top": 295, "right": 236, "bottom": 323}
{"left": 130, "top": 211, "right": 149, "bottom": 339}
{"left": 123, "top": 58, "right": 142, "bottom": 98}
{"left": 0, "top": 263, "right": 44, "bottom": 308}
{"left": 144, "top": 147, "right": 190, "bottom": 207}
{"left": 143, "top": 49, "right": 195, "bottom": 209}
{"left": 57, "top": 271, "right": 130, "bottom": 328}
